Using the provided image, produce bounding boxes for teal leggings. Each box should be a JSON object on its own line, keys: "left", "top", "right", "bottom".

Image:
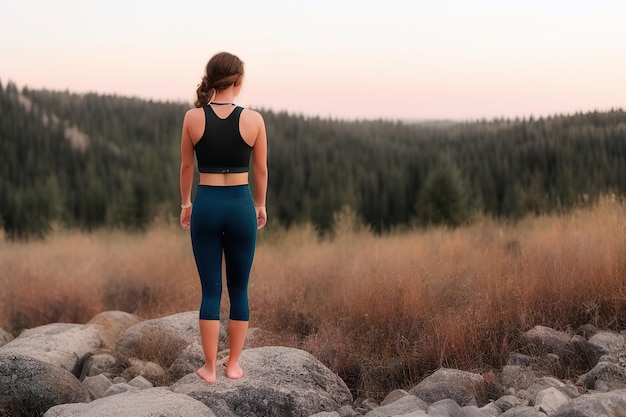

{"left": 190, "top": 185, "right": 257, "bottom": 321}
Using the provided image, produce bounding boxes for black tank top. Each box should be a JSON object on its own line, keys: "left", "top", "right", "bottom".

{"left": 194, "top": 106, "right": 252, "bottom": 173}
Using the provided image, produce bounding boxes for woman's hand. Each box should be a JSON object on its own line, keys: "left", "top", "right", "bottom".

{"left": 180, "top": 206, "right": 192, "bottom": 229}
{"left": 256, "top": 206, "right": 267, "bottom": 230}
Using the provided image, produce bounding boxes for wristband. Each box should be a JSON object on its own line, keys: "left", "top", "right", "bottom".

{"left": 181, "top": 203, "right": 192, "bottom": 209}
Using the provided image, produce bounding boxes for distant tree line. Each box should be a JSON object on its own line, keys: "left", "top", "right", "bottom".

{"left": 1, "top": 79, "right": 625, "bottom": 239}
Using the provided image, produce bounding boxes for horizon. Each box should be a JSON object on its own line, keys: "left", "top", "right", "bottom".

{"left": 4, "top": 77, "right": 621, "bottom": 124}
{"left": 1, "top": 1, "right": 624, "bottom": 121}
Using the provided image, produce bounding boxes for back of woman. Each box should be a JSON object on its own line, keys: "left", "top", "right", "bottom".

{"left": 179, "top": 51, "right": 268, "bottom": 383}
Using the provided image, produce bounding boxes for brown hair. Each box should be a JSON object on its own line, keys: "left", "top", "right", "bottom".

{"left": 194, "top": 52, "right": 244, "bottom": 108}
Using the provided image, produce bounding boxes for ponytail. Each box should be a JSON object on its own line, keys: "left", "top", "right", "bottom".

{"left": 194, "top": 76, "right": 216, "bottom": 108}
{"left": 194, "top": 52, "right": 244, "bottom": 108}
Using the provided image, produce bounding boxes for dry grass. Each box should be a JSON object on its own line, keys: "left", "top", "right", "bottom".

{"left": 1, "top": 199, "right": 624, "bottom": 399}
{"left": 0, "top": 220, "right": 200, "bottom": 334}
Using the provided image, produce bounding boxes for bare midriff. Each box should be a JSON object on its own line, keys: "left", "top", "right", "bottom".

{"left": 199, "top": 172, "right": 249, "bottom": 186}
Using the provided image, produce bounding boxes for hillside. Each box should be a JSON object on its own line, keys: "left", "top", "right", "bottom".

{"left": 1, "top": 79, "right": 625, "bottom": 239}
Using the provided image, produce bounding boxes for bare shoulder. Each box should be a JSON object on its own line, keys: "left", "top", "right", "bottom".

{"left": 184, "top": 107, "right": 204, "bottom": 123}
{"left": 241, "top": 108, "right": 265, "bottom": 126}
{"left": 182, "top": 107, "right": 206, "bottom": 142}
{"left": 239, "top": 108, "right": 266, "bottom": 146}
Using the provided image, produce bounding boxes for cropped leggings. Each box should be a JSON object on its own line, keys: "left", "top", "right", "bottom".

{"left": 190, "top": 185, "right": 257, "bottom": 321}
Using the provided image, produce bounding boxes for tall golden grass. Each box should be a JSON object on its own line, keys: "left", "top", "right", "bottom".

{"left": 1, "top": 198, "right": 624, "bottom": 399}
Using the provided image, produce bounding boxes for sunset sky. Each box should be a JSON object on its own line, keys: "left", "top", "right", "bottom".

{"left": 1, "top": 0, "right": 624, "bottom": 121}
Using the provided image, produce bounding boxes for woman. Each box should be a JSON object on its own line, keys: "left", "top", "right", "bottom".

{"left": 179, "top": 51, "right": 268, "bottom": 383}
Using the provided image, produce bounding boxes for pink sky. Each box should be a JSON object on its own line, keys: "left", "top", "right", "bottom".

{"left": 1, "top": 1, "right": 624, "bottom": 120}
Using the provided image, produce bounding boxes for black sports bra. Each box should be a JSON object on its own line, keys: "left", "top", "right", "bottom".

{"left": 194, "top": 105, "right": 252, "bottom": 173}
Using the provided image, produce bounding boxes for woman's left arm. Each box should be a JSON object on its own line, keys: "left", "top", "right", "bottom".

{"left": 180, "top": 110, "right": 195, "bottom": 229}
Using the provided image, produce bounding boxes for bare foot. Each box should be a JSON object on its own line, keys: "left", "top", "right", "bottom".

{"left": 225, "top": 362, "right": 244, "bottom": 379}
{"left": 196, "top": 365, "right": 216, "bottom": 383}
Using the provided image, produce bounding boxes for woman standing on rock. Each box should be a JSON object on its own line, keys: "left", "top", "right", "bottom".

{"left": 179, "top": 51, "right": 268, "bottom": 382}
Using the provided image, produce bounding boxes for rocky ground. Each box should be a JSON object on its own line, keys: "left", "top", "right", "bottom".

{"left": 2, "top": 311, "right": 626, "bottom": 417}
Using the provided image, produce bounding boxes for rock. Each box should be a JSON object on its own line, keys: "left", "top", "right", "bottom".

{"left": 534, "top": 387, "right": 571, "bottom": 415}
{"left": 87, "top": 310, "right": 142, "bottom": 349}
{"left": 171, "top": 346, "right": 352, "bottom": 417}
{"left": 409, "top": 368, "right": 484, "bottom": 406}
{"left": 337, "top": 405, "right": 358, "bottom": 417}
{"left": 508, "top": 353, "right": 535, "bottom": 367}
{"left": 380, "top": 388, "right": 409, "bottom": 406}
{"left": 0, "top": 328, "right": 13, "bottom": 347}
{"left": 553, "top": 389, "right": 626, "bottom": 417}
{"left": 43, "top": 386, "right": 216, "bottom": 417}
{"left": 495, "top": 394, "right": 529, "bottom": 411}
{"left": 168, "top": 342, "right": 206, "bottom": 380}
{"left": 517, "top": 377, "right": 572, "bottom": 405}
{"left": 80, "top": 353, "right": 117, "bottom": 379}
{"left": 427, "top": 398, "right": 461, "bottom": 416}
{"left": 102, "top": 382, "right": 140, "bottom": 397}
{"left": 354, "top": 398, "right": 378, "bottom": 414}
{"left": 571, "top": 334, "right": 601, "bottom": 367}
{"left": 577, "top": 361, "right": 626, "bottom": 391}
{"left": 480, "top": 402, "right": 502, "bottom": 416}
{"left": 500, "top": 405, "right": 549, "bottom": 416}
{"left": 111, "top": 376, "right": 126, "bottom": 384}
{"left": 363, "top": 394, "right": 428, "bottom": 416}
{"left": 0, "top": 353, "right": 89, "bottom": 417}
{"left": 0, "top": 322, "right": 107, "bottom": 376}
{"left": 501, "top": 366, "right": 569, "bottom": 401}
{"left": 115, "top": 311, "right": 227, "bottom": 368}
{"left": 588, "top": 331, "right": 626, "bottom": 361}
{"left": 128, "top": 375, "right": 153, "bottom": 389}
{"left": 456, "top": 405, "right": 493, "bottom": 417}
{"left": 309, "top": 412, "right": 341, "bottom": 417}
{"left": 120, "top": 358, "right": 167, "bottom": 385}
{"left": 83, "top": 374, "right": 113, "bottom": 400}
{"left": 523, "top": 326, "right": 573, "bottom": 359}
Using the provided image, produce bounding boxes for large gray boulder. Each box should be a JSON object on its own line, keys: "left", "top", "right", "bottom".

{"left": 552, "top": 389, "right": 626, "bottom": 417}
{"left": 408, "top": 368, "right": 484, "bottom": 406}
{"left": 501, "top": 365, "right": 577, "bottom": 403}
{"left": 0, "top": 353, "right": 89, "bottom": 417}
{"left": 588, "top": 331, "right": 626, "bottom": 358}
{"left": 115, "top": 311, "right": 227, "bottom": 367}
{"left": 171, "top": 346, "right": 353, "bottom": 417}
{"left": 43, "top": 387, "right": 216, "bottom": 417}
{"left": 0, "top": 323, "right": 108, "bottom": 375}
{"left": 577, "top": 361, "right": 626, "bottom": 391}
{"left": 523, "top": 326, "right": 574, "bottom": 363}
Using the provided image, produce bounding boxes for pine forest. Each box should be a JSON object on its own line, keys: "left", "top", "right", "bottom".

{"left": 1, "top": 79, "right": 625, "bottom": 239}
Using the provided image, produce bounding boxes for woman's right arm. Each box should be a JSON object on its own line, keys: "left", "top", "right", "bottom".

{"left": 251, "top": 112, "right": 268, "bottom": 229}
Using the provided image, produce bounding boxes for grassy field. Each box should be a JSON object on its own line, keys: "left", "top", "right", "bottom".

{"left": 1, "top": 198, "right": 624, "bottom": 399}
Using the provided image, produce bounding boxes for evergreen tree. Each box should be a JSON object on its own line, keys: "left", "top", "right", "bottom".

{"left": 415, "top": 155, "right": 469, "bottom": 227}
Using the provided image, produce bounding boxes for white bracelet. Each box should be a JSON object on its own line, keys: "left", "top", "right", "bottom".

{"left": 181, "top": 203, "right": 192, "bottom": 209}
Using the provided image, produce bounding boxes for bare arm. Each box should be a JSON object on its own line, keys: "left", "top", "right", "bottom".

{"left": 251, "top": 112, "right": 268, "bottom": 228}
{"left": 180, "top": 110, "right": 196, "bottom": 228}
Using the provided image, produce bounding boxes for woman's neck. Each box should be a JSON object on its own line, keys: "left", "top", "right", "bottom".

{"left": 212, "top": 86, "right": 237, "bottom": 105}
